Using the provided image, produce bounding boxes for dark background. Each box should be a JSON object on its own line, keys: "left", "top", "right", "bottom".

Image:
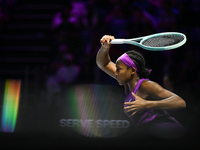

{"left": 0, "top": 0, "right": 200, "bottom": 149}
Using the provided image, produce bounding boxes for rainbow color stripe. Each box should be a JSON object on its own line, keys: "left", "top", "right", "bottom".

{"left": 1, "top": 79, "right": 21, "bottom": 133}
{"left": 65, "top": 84, "right": 128, "bottom": 137}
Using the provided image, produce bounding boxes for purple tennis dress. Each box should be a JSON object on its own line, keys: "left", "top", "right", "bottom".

{"left": 124, "top": 79, "right": 185, "bottom": 138}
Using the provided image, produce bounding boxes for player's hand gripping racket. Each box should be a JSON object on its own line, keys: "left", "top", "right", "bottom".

{"left": 110, "top": 32, "right": 186, "bottom": 51}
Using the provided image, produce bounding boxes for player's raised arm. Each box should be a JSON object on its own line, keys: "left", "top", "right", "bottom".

{"left": 96, "top": 35, "right": 116, "bottom": 79}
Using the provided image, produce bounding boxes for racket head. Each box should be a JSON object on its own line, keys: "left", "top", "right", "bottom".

{"left": 140, "top": 32, "right": 186, "bottom": 51}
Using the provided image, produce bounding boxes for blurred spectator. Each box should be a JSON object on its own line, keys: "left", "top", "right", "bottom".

{"left": 51, "top": 5, "right": 72, "bottom": 30}
{"left": 79, "top": 1, "right": 100, "bottom": 56}
{"left": 178, "top": 45, "right": 199, "bottom": 84}
{"left": 56, "top": 52, "right": 80, "bottom": 85}
{"left": 163, "top": 73, "right": 175, "bottom": 92}
{"left": 68, "top": 1, "right": 87, "bottom": 27}
{"left": 45, "top": 62, "right": 62, "bottom": 106}
{"left": 46, "top": 51, "right": 80, "bottom": 106}
{"left": 104, "top": 5, "right": 128, "bottom": 38}
{"left": 129, "top": 7, "right": 157, "bottom": 37}
{"left": 156, "top": 0, "right": 179, "bottom": 32}
{"left": 51, "top": 3, "right": 82, "bottom": 60}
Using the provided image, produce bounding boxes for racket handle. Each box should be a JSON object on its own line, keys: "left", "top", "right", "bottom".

{"left": 110, "top": 39, "right": 124, "bottom": 44}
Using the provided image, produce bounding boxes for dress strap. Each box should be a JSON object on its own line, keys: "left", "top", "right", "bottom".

{"left": 132, "top": 78, "right": 149, "bottom": 100}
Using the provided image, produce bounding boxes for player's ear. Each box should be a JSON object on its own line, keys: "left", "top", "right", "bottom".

{"left": 131, "top": 67, "right": 137, "bottom": 74}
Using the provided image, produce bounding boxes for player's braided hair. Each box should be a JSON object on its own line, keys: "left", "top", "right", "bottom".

{"left": 126, "top": 50, "right": 151, "bottom": 79}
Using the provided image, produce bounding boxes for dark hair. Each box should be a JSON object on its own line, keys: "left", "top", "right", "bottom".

{"left": 126, "top": 50, "right": 150, "bottom": 79}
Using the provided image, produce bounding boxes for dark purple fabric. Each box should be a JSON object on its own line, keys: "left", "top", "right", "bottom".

{"left": 124, "top": 79, "right": 161, "bottom": 126}
{"left": 124, "top": 79, "right": 185, "bottom": 137}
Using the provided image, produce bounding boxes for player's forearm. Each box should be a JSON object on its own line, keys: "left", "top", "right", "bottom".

{"left": 96, "top": 45, "right": 111, "bottom": 69}
{"left": 146, "top": 95, "right": 186, "bottom": 111}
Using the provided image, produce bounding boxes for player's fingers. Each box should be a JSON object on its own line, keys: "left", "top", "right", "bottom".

{"left": 131, "top": 92, "right": 137, "bottom": 98}
{"left": 110, "top": 35, "right": 115, "bottom": 40}
{"left": 100, "top": 37, "right": 106, "bottom": 43}
{"left": 107, "top": 35, "right": 115, "bottom": 44}
{"left": 124, "top": 107, "right": 136, "bottom": 113}
{"left": 124, "top": 104, "right": 135, "bottom": 110}
{"left": 124, "top": 101, "right": 135, "bottom": 106}
{"left": 100, "top": 35, "right": 108, "bottom": 44}
{"left": 100, "top": 35, "right": 114, "bottom": 45}
{"left": 129, "top": 111, "right": 137, "bottom": 117}
{"left": 103, "top": 35, "right": 110, "bottom": 44}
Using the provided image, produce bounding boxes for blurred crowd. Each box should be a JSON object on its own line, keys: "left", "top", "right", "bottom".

{"left": 45, "top": 0, "right": 200, "bottom": 115}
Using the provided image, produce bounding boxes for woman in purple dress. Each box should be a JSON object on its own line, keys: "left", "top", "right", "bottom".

{"left": 96, "top": 35, "right": 186, "bottom": 139}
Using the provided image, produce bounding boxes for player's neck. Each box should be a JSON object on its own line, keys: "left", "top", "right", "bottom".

{"left": 127, "top": 75, "right": 140, "bottom": 92}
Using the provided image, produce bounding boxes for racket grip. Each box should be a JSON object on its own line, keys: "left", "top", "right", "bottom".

{"left": 110, "top": 39, "right": 124, "bottom": 44}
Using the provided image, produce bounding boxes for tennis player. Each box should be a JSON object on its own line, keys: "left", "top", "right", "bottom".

{"left": 96, "top": 35, "right": 186, "bottom": 139}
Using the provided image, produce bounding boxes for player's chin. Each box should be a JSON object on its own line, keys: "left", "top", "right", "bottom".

{"left": 117, "top": 80, "right": 124, "bottom": 86}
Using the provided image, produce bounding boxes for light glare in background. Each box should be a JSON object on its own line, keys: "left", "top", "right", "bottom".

{"left": 62, "top": 84, "right": 130, "bottom": 138}
{"left": 1, "top": 80, "right": 21, "bottom": 133}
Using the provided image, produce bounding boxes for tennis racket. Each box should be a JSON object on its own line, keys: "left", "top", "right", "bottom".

{"left": 110, "top": 32, "right": 186, "bottom": 51}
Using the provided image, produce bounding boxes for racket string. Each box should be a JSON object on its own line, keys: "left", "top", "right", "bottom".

{"left": 141, "top": 35, "right": 184, "bottom": 47}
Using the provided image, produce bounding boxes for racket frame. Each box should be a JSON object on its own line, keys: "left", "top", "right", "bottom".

{"left": 110, "top": 32, "right": 187, "bottom": 51}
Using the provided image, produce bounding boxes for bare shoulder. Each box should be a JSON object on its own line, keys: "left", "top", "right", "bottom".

{"left": 139, "top": 80, "right": 165, "bottom": 98}
{"left": 140, "top": 80, "right": 161, "bottom": 90}
{"left": 140, "top": 80, "right": 164, "bottom": 92}
{"left": 140, "top": 80, "right": 174, "bottom": 100}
